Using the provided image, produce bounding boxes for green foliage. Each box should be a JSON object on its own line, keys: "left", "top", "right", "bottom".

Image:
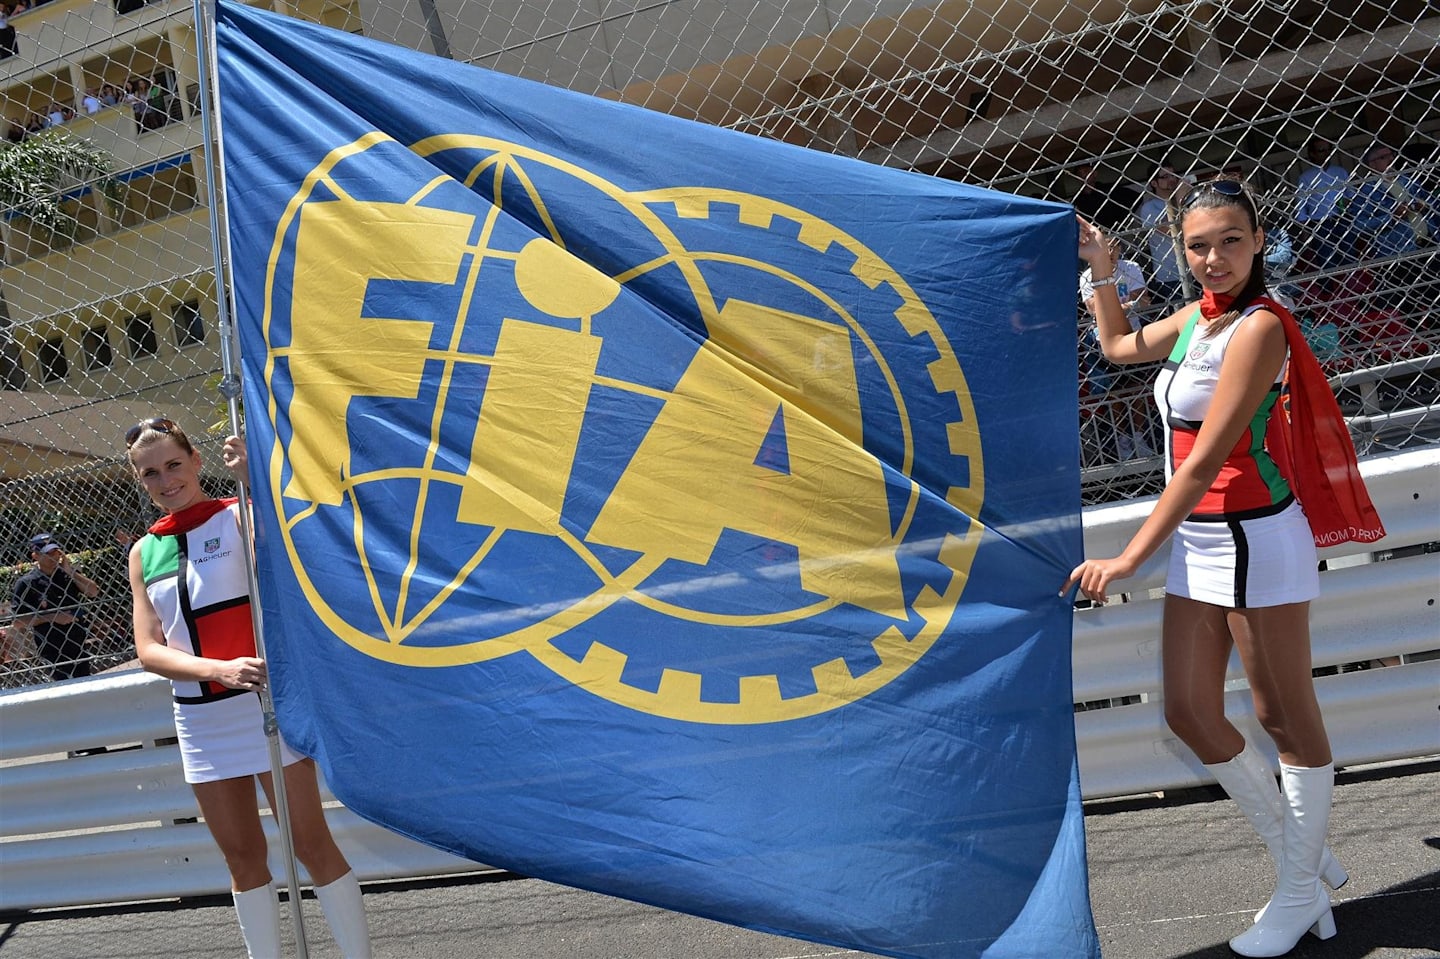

{"left": 0, "top": 132, "right": 125, "bottom": 239}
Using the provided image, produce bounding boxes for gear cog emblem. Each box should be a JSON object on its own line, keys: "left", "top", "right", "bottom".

{"left": 260, "top": 134, "right": 982, "bottom": 724}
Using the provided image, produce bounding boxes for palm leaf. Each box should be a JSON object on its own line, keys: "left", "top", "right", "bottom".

{"left": 0, "top": 132, "right": 124, "bottom": 239}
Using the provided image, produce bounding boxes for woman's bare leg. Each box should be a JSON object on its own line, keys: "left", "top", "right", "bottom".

{"left": 1162, "top": 594, "right": 1247, "bottom": 764}
{"left": 1227, "top": 602, "right": 1331, "bottom": 767}
{"left": 258, "top": 758, "right": 352, "bottom": 887}
{"left": 193, "top": 776, "right": 270, "bottom": 891}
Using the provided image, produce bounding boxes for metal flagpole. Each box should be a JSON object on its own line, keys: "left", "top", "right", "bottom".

{"left": 191, "top": 1, "right": 310, "bottom": 955}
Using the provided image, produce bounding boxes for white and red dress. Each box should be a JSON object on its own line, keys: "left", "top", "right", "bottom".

{"left": 137, "top": 499, "right": 301, "bottom": 783}
{"left": 1154, "top": 308, "right": 1320, "bottom": 609}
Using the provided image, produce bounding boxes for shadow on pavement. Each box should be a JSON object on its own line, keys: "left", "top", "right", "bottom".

{"left": 1160, "top": 866, "right": 1440, "bottom": 959}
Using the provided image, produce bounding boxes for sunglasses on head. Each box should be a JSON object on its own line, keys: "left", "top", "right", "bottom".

{"left": 1184, "top": 178, "right": 1249, "bottom": 208}
{"left": 125, "top": 416, "right": 178, "bottom": 448}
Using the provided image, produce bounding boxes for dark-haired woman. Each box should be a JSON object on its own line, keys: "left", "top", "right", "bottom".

{"left": 127, "top": 419, "right": 372, "bottom": 958}
{"left": 1066, "top": 183, "right": 1370, "bottom": 957}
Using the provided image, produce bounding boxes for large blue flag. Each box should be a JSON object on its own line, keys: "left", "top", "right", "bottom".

{"left": 215, "top": 2, "right": 1096, "bottom": 955}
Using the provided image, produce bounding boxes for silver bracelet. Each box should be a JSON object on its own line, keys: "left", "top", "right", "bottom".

{"left": 1089, "top": 276, "right": 1117, "bottom": 288}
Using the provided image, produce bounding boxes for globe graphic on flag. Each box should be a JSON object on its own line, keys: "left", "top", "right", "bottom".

{"left": 260, "top": 134, "right": 983, "bottom": 722}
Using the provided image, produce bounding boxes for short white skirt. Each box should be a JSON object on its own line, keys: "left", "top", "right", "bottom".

{"left": 1166, "top": 500, "right": 1320, "bottom": 609}
{"left": 173, "top": 692, "right": 304, "bottom": 784}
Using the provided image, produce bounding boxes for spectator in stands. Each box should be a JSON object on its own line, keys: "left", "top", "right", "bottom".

{"left": 1295, "top": 138, "right": 1353, "bottom": 276}
{"left": 145, "top": 75, "right": 166, "bottom": 124}
{"left": 82, "top": 88, "right": 102, "bottom": 114}
{"left": 1076, "top": 313, "right": 1115, "bottom": 469}
{"left": 1318, "top": 233, "right": 1426, "bottom": 368}
{"left": 122, "top": 79, "right": 144, "bottom": 118}
{"left": 10, "top": 533, "right": 101, "bottom": 682}
{"left": 46, "top": 102, "right": 64, "bottom": 126}
{"left": 1069, "top": 181, "right": 1382, "bottom": 956}
{"left": 1260, "top": 221, "right": 1300, "bottom": 311}
{"left": 1351, "top": 142, "right": 1436, "bottom": 258}
{"left": 1137, "top": 163, "right": 1192, "bottom": 311}
{"left": 1079, "top": 238, "right": 1155, "bottom": 460}
{"left": 1071, "top": 161, "right": 1134, "bottom": 232}
{"left": 1317, "top": 233, "right": 1376, "bottom": 328}
{"left": 100, "top": 83, "right": 120, "bottom": 107}
{"left": 125, "top": 419, "right": 372, "bottom": 959}
{"left": 25, "top": 111, "right": 45, "bottom": 134}
{"left": 1080, "top": 235, "right": 1150, "bottom": 325}
{"left": 133, "top": 75, "right": 170, "bottom": 130}
{"left": 0, "top": 9, "right": 16, "bottom": 60}
{"left": 1262, "top": 222, "right": 1296, "bottom": 281}
{"left": 5, "top": 118, "right": 24, "bottom": 142}
{"left": 1351, "top": 142, "right": 1438, "bottom": 311}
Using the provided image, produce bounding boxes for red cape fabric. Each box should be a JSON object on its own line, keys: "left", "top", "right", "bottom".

{"left": 1201, "top": 291, "right": 1386, "bottom": 547}
{"left": 148, "top": 497, "right": 236, "bottom": 537}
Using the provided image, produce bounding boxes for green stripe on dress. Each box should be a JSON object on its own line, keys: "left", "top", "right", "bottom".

{"left": 1167, "top": 310, "right": 1201, "bottom": 363}
{"left": 139, "top": 533, "right": 180, "bottom": 585}
{"left": 1251, "top": 389, "right": 1293, "bottom": 504}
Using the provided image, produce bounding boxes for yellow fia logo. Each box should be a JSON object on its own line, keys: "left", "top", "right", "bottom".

{"left": 262, "top": 134, "right": 982, "bottom": 723}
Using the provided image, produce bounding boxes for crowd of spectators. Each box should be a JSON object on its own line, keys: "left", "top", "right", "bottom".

{"left": 4, "top": 74, "right": 178, "bottom": 143}
{"left": 0, "top": 0, "right": 172, "bottom": 115}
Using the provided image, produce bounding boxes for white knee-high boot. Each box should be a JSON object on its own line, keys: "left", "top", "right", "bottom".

{"left": 1203, "top": 740, "right": 1348, "bottom": 914}
{"left": 314, "top": 870, "right": 372, "bottom": 959}
{"left": 1229, "top": 762, "right": 1338, "bottom": 957}
{"left": 232, "top": 883, "right": 282, "bottom": 959}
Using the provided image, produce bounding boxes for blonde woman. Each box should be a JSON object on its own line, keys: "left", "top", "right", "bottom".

{"left": 126, "top": 418, "right": 371, "bottom": 958}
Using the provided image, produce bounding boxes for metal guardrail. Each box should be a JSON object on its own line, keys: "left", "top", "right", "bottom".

{"left": 1073, "top": 446, "right": 1440, "bottom": 799}
{"left": 5, "top": 801, "right": 482, "bottom": 913}
{"left": 1072, "top": 551, "right": 1439, "bottom": 704}
{"left": 0, "top": 672, "right": 485, "bottom": 913}
{"left": 1076, "top": 661, "right": 1440, "bottom": 801}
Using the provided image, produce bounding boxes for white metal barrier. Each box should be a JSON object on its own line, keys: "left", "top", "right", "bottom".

{"left": 1075, "top": 447, "right": 1440, "bottom": 798}
{"left": 0, "top": 672, "right": 483, "bottom": 912}
{"left": 2, "top": 449, "right": 1436, "bottom": 912}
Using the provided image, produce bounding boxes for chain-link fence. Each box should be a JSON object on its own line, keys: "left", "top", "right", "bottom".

{"left": 2, "top": 0, "right": 1437, "bottom": 686}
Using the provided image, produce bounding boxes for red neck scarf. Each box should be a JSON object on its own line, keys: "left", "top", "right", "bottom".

{"left": 1199, "top": 289, "right": 1232, "bottom": 320}
{"left": 1208, "top": 293, "right": 1385, "bottom": 547}
{"left": 148, "top": 498, "right": 235, "bottom": 537}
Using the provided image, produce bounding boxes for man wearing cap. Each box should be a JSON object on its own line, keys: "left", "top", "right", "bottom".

{"left": 10, "top": 534, "right": 101, "bottom": 681}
